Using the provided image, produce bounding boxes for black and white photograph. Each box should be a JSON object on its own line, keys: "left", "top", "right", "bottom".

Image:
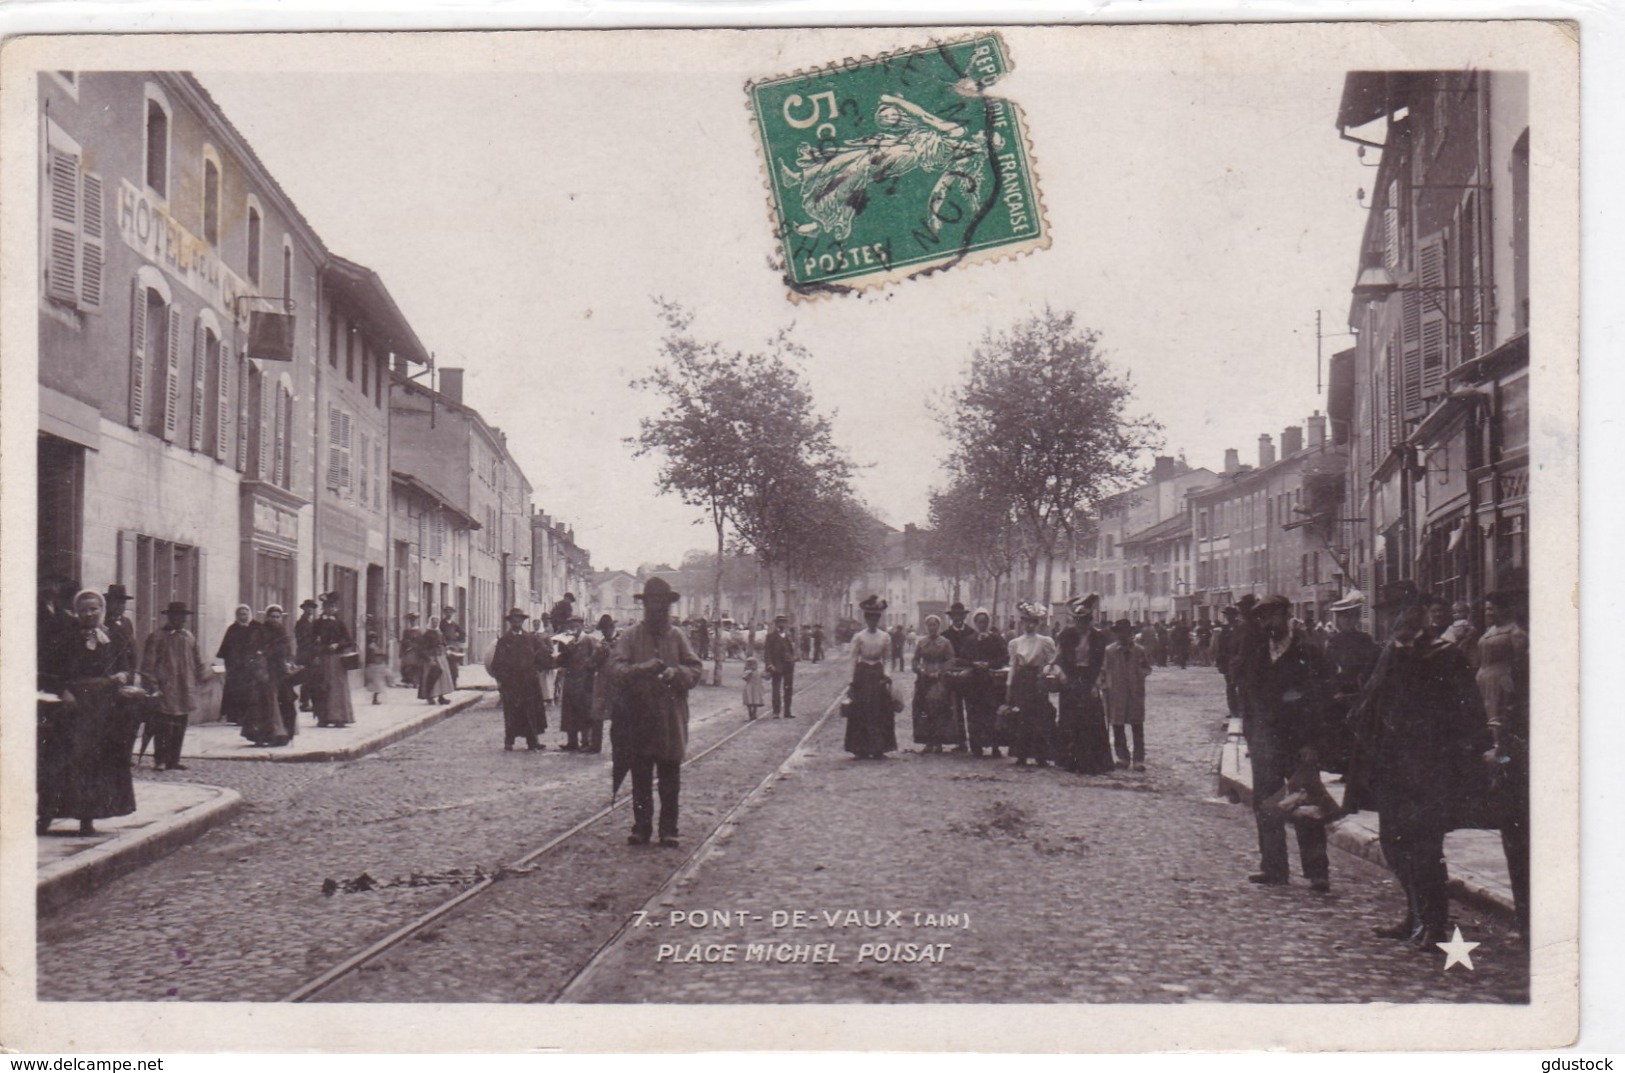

{"left": 0, "top": 15, "right": 1588, "bottom": 1056}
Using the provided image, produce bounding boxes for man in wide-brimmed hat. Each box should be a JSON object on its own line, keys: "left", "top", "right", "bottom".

{"left": 489, "top": 607, "right": 553, "bottom": 752}
{"left": 1245, "top": 595, "right": 1334, "bottom": 893}
{"left": 294, "top": 598, "right": 320, "bottom": 713}
{"left": 141, "top": 601, "right": 210, "bottom": 771}
{"left": 610, "top": 576, "right": 703, "bottom": 846}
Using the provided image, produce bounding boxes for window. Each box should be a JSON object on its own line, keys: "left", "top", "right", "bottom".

{"left": 327, "top": 405, "right": 353, "bottom": 492}
{"left": 246, "top": 207, "right": 263, "bottom": 286}
{"left": 359, "top": 430, "right": 370, "bottom": 504}
{"left": 144, "top": 87, "right": 170, "bottom": 199}
{"left": 42, "top": 121, "right": 105, "bottom": 312}
{"left": 120, "top": 531, "right": 200, "bottom": 644}
{"left": 376, "top": 354, "right": 386, "bottom": 407}
{"left": 346, "top": 322, "right": 355, "bottom": 381}
{"left": 361, "top": 342, "right": 370, "bottom": 395}
{"left": 329, "top": 314, "right": 339, "bottom": 369}
{"left": 283, "top": 240, "right": 293, "bottom": 302}
{"left": 1498, "top": 376, "right": 1529, "bottom": 460}
{"left": 130, "top": 275, "right": 180, "bottom": 438}
{"left": 202, "top": 147, "right": 221, "bottom": 245}
{"left": 375, "top": 438, "right": 384, "bottom": 509}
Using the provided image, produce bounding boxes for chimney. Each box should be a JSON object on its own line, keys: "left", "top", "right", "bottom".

{"left": 1281, "top": 425, "right": 1304, "bottom": 458}
{"left": 1223, "top": 448, "right": 1240, "bottom": 475}
{"left": 1258, "top": 434, "right": 1276, "bottom": 469}
{"left": 1151, "top": 455, "right": 1177, "bottom": 483}
{"left": 1306, "top": 410, "right": 1326, "bottom": 449}
{"left": 440, "top": 367, "right": 465, "bottom": 404}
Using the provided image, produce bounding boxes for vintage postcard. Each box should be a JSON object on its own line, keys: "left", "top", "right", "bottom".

{"left": 0, "top": 19, "right": 1582, "bottom": 1055}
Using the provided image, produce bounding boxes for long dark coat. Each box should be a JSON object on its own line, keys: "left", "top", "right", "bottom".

{"left": 39, "top": 619, "right": 138, "bottom": 822}
{"left": 241, "top": 622, "right": 296, "bottom": 744}
{"left": 557, "top": 633, "right": 599, "bottom": 734}
{"left": 216, "top": 621, "right": 257, "bottom": 725}
{"left": 610, "top": 623, "right": 703, "bottom": 764}
{"left": 489, "top": 629, "right": 553, "bottom": 742}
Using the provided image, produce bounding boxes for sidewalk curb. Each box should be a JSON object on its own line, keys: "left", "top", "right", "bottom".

{"left": 194, "top": 691, "right": 489, "bottom": 764}
{"left": 1218, "top": 735, "right": 1515, "bottom": 920}
{"left": 38, "top": 786, "right": 243, "bottom": 915}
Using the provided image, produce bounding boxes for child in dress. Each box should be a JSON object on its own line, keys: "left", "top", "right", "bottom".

{"left": 741, "top": 656, "right": 764, "bottom": 721}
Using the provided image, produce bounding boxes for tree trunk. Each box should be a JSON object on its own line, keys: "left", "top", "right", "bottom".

{"left": 711, "top": 513, "right": 724, "bottom": 686}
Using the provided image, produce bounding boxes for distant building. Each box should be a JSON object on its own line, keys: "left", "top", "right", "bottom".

{"left": 530, "top": 512, "right": 591, "bottom": 614}
{"left": 590, "top": 569, "right": 639, "bottom": 624}
{"left": 391, "top": 470, "right": 479, "bottom": 638}
{"left": 1187, "top": 415, "right": 1348, "bottom": 623}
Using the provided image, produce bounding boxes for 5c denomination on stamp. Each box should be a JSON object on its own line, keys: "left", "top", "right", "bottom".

{"left": 747, "top": 32, "right": 1049, "bottom": 299}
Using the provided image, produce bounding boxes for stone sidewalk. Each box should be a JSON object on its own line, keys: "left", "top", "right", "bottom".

{"left": 1217, "top": 719, "right": 1516, "bottom": 918}
{"left": 174, "top": 677, "right": 489, "bottom": 763}
{"left": 39, "top": 672, "right": 495, "bottom": 912}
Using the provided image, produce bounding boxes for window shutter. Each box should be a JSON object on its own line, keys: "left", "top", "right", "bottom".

{"left": 327, "top": 405, "right": 342, "bottom": 490}
{"left": 1400, "top": 289, "right": 1424, "bottom": 419}
{"left": 128, "top": 281, "right": 147, "bottom": 428}
{"left": 215, "top": 335, "right": 231, "bottom": 461}
{"left": 273, "top": 385, "right": 287, "bottom": 487}
{"left": 163, "top": 306, "right": 182, "bottom": 441}
{"left": 340, "top": 410, "right": 353, "bottom": 490}
{"left": 79, "top": 172, "right": 105, "bottom": 310}
{"left": 236, "top": 355, "right": 250, "bottom": 472}
{"left": 1382, "top": 179, "right": 1399, "bottom": 271}
{"left": 46, "top": 145, "right": 80, "bottom": 304}
{"left": 189, "top": 320, "right": 205, "bottom": 451}
{"left": 1418, "top": 236, "right": 1447, "bottom": 401}
{"left": 258, "top": 369, "right": 272, "bottom": 479}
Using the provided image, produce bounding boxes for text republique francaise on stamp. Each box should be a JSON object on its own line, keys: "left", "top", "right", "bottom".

{"left": 747, "top": 32, "right": 1049, "bottom": 299}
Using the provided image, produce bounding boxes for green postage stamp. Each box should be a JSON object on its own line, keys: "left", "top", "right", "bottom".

{"left": 747, "top": 32, "right": 1049, "bottom": 298}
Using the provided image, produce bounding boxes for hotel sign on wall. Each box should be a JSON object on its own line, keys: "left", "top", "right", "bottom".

{"left": 116, "top": 179, "right": 250, "bottom": 324}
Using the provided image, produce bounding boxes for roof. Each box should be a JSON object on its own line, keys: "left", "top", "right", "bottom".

{"left": 323, "top": 256, "right": 432, "bottom": 367}
{"left": 1122, "top": 513, "right": 1190, "bottom": 547}
{"left": 391, "top": 471, "right": 481, "bottom": 529}
{"left": 1337, "top": 71, "right": 1454, "bottom": 132}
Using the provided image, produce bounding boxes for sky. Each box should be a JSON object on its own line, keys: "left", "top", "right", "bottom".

{"left": 196, "top": 27, "right": 1373, "bottom": 572}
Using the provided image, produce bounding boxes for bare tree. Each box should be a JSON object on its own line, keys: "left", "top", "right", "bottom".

{"left": 938, "top": 308, "right": 1163, "bottom": 604}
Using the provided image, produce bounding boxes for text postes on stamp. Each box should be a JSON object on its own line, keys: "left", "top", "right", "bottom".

{"left": 747, "top": 32, "right": 1048, "bottom": 299}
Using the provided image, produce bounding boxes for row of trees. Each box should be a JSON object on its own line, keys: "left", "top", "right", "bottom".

{"left": 924, "top": 308, "right": 1163, "bottom": 612}
{"left": 632, "top": 302, "right": 1162, "bottom": 641}
{"left": 629, "top": 300, "right": 883, "bottom": 638}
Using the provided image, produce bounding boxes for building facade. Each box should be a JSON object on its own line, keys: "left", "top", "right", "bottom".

{"left": 391, "top": 471, "right": 478, "bottom": 640}
{"left": 1186, "top": 416, "right": 1349, "bottom": 623}
{"left": 37, "top": 72, "right": 336, "bottom": 719}
{"left": 1335, "top": 71, "right": 1530, "bottom": 627}
{"left": 1072, "top": 457, "right": 1217, "bottom": 624}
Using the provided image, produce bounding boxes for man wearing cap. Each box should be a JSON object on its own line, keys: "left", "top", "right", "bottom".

{"left": 141, "top": 602, "right": 211, "bottom": 771}
{"left": 294, "top": 599, "right": 319, "bottom": 714}
{"left": 1245, "top": 595, "right": 1335, "bottom": 891}
{"left": 490, "top": 608, "right": 553, "bottom": 751}
{"left": 611, "top": 577, "right": 703, "bottom": 846}
{"left": 764, "top": 614, "right": 799, "bottom": 719}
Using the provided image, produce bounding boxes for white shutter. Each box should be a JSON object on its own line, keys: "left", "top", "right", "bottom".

{"left": 273, "top": 385, "right": 287, "bottom": 487}
{"left": 163, "top": 306, "right": 182, "bottom": 441}
{"left": 128, "top": 280, "right": 147, "bottom": 428}
{"left": 1382, "top": 179, "right": 1399, "bottom": 272}
{"left": 215, "top": 334, "right": 231, "bottom": 461}
{"left": 46, "top": 145, "right": 79, "bottom": 304}
{"left": 189, "top": 320, "right": 205, "bottom": 451}
{"left": 79, "top": 172, "right": 105, "bottom": 310}
{"left": 327, "top": 405, "right": 342, "bottom": 490}
{"left": 340, "top": 410, "right": 353, "bottom": 490}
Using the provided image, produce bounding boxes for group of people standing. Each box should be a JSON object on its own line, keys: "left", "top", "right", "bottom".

{"left": 1222, "top": 585, "right": 1530, "bottom": 947}
{"left": 842, "top": 596, "right": 1153, "bottom": 771}
{"left": 485, "top": 606, "right": 621, "bottom": 753}
{"left": 35, "top": 580, "right": 368, "bottom": 836}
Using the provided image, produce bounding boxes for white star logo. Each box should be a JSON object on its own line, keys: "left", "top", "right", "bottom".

{"left": 1435, "top": 926, "right": 1481, "bottom": 971}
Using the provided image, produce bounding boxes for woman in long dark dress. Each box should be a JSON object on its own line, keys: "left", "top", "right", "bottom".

{"left": 1056, "top": 594, "right": 1115, "bottom": 774}
{"left": 1003, "top": 602, "right": 1059, "bottom": 767}
{"left": 38, "top": 589, "right": 138, "bottom": 835}
{"left": 216, "top": 604, "right": 257, "bottom": 725}
{"left": 311, "top": 593, "right": 356, "bottom": 727}
{"left": 961, "top": 608, "right": 1008, "bottom": 758}
{"left": 845, "top": 596, "right": 898, "bottom": 759}
{"left": 911, "top": 615, "right": 961, "bottom": 752}
{"left": 417, "top": 620, "right": 454, "bottom": 705}
{"left": 241, "top": 605, "right": 295, "bottom": 746}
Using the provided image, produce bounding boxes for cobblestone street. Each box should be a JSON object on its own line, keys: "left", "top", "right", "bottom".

{"left": 568, "top": 661, "right": 1528, "bottom": 1004}
{"left": 36, "top": 656, "right": 1527, "bottom": 1004}
{"left": 36, "top": 661, "right": 846, "bottom": 1002}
